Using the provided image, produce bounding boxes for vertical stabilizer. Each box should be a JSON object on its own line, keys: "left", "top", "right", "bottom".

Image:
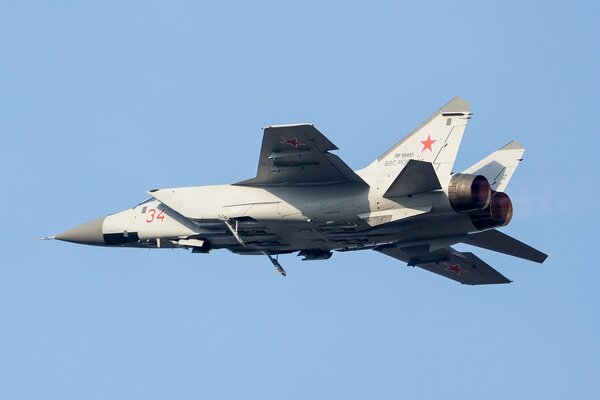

{"left": 358, "top": 97, "right": 472, "bottom": 192}
{"left": 463, "top": 141, "right": 525, "bottom": 191}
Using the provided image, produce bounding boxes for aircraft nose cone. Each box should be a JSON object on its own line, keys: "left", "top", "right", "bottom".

{"left": 55, "top": 217, "right": 105, "bottom": 245}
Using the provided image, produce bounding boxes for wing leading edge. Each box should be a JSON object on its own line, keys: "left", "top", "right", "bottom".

{"left": 236, "top": 124, "right": 367, "bottom": 186}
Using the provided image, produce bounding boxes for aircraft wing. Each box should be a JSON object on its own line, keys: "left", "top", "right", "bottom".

{"left": 236, "top": 124, "right": 367, "bottom": 186}
{"left": 375, "top": 245, "right": 511, "bottom": 285}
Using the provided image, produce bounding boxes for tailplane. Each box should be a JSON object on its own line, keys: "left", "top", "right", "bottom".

{"left": 463, "top": 229, "right": 547, "bottom": 263}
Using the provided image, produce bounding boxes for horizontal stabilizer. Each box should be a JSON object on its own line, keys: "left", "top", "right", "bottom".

{"left": 383, "top": 160, "right": 442, "bottom": 198}
{"left": 463, "top": 229, "right": 547, "bottom": 263}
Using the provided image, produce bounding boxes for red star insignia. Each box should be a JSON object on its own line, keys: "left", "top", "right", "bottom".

{"left": 420, "top": 134, "right": 437, "bottom": 153}
{"left": 445, "top": 263, "right": 466, "bottom": 276}
{"left": 281, "top": 137, "right": 305, "bottom": 148}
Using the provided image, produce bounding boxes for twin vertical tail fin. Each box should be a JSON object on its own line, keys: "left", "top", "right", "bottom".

{"left": 462, "top": 141, "right": 525, "bottom": 191}
{"left": 358, "top": 97, "right": 472, "bottom": 191}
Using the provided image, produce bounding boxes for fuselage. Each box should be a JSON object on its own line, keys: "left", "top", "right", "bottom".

{"left": 49, "top": 97, "right": 546, "bottom": 285}
{"left": 56, "top": 181, "right": 480, "bottom": 256}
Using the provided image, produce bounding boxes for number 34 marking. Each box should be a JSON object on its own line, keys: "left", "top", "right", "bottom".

{"left": 145, "top": 208, "right": 165, "bottom": 223}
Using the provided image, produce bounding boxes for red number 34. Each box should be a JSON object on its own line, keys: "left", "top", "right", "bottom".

{"left": 145, "top": 208, "right": 165, "bottom": 223}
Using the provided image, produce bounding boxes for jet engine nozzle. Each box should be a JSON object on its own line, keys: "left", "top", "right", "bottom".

{"left": 469, "top": 191, "right": 513, "bottom": 230}
{"left": 448, "top": 174, "right": 492, "bottom": 213}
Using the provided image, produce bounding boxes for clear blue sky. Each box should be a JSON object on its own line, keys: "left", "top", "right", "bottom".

{"left": 2, "top": 1, "right": 599, "bottom": 399}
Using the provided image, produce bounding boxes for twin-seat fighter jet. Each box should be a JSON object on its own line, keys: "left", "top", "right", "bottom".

{"left": 48, "top": 97, "right": 547, "bottom": 284}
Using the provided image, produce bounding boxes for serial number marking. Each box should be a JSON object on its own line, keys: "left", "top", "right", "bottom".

{"left": 145, "top": 208, "right": 165, "bottom": 223}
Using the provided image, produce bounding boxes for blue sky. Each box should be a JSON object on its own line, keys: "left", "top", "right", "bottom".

{"left": 2, "top": 1, "right": 599, "bottom": 399}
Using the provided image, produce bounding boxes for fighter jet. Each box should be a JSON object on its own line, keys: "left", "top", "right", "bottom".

{"left": 47, "top": 97, "right": 547, "bottom": 284}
